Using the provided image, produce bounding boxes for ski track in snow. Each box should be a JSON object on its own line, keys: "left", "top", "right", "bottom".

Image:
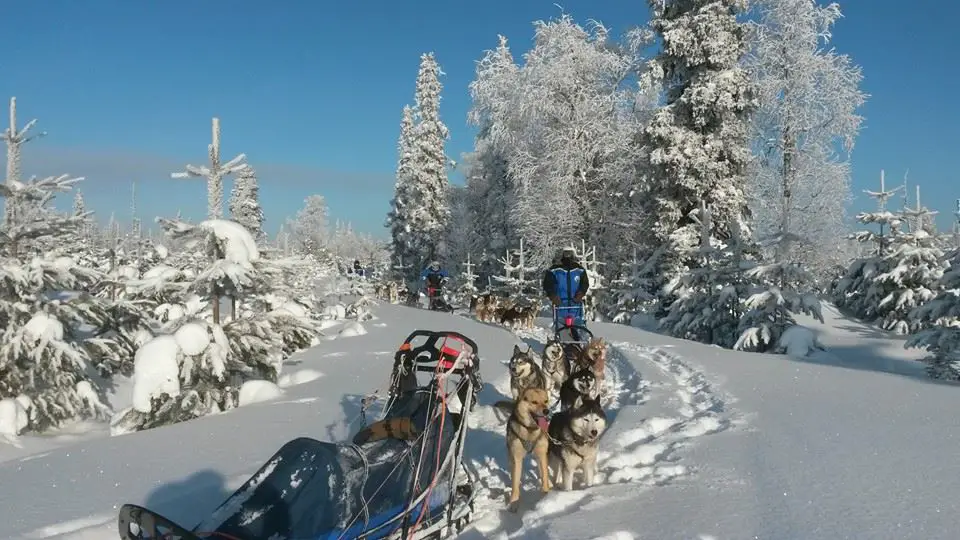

{"left": 460, "top": 323, "right": 734, "bottom": 539}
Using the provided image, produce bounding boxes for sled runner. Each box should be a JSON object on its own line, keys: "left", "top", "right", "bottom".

{"left": 118, "top": 330, "right": 482, "bottom": 540}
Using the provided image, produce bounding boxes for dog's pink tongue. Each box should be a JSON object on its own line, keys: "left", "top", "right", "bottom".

{"left": 536, "top": 416, "right": 549, "bottom": 431}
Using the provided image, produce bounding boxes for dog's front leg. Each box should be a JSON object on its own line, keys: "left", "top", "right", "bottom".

{"left": 535, "top": 442, "right": 552, "bottom": 493}
{"left": 561, "top": 456, "right": 576, "bottom": 491}
{"left": 583, "top": 453, "right": 597, "bottom": 487}
{"left": 508, "top": 448, "right": 523, "bottom": 511}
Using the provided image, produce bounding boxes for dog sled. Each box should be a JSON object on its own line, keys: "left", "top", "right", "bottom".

{"left": 553, "top": 304, "right": 594, "bottom": 370}
{"left": 117, "top": 330, "right": 482, "bottom": 540}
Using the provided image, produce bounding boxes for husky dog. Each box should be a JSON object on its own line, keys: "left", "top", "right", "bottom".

{"left": 548, "top": 397, "right": 608, "bottom": 491}
{"left": 493, "top": 387, "right": 553, "bottom": 511}
{"left": 577, "top": 337, "right": 608, "bottom": 385}
{"left": 559, "top": 367, "right": 599, "bottom": 411}
{"left": 541, "top": 339, "right": 568, "bottom": 395}
{"left": 475, "top": 294, "right": 499, "bottom": 323}
{"left": 508, "top": 344, "right": 548, "bottom": 400}
{"left": 500, "top": 304, "right": 537, "bottom": 330}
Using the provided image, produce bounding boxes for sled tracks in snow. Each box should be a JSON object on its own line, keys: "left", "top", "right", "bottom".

{"left": 461, "top": 331, "right": 735, "bottom": 538}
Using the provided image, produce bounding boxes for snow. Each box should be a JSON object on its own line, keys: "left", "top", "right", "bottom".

{"left": 777, "top": 324, "right": 823, "bottom": 358}
{"left": 277, "top": 368, "right": 323, "bottom": 388}
{"left": 338, "top": 320, "right": 367, "bottom": 337}
{"left": 130, "top": 335, "right": 181, "bottom": 413}
{"left": 321, "top": 303, "right": 346, "bottom": 320}
{"left": 198, "top": 219, "right": 260, "bottom": 264}
{"left": 173, "top": 322, "right": 210, "bottom": 356}
{"left": 0, "top": 398, "right": 29, "bottom": 438}
{"left": 2, "top": 302, "right": 959, "bottom": 540}
{"left": 237, "top": 380, "right": 283, "bottom": 407}
{"left": 23, "top": 312, "right": 65, "bottom": 342}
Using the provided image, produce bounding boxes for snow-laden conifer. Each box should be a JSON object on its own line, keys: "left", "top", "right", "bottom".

{"left": 229, "top": 165, "right": 265, "bottom": 242}
{"left": 0, "top": 175, "right": 116, "bottom": 432}
{"left": 642, "top": 0, "right": 757, "bottom": 296}
{"left": 386, "top": 105, "right": 420, "bottom": 283}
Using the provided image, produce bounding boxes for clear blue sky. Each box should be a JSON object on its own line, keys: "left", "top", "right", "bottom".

{"left": 0, "top": 0, "right": 957, "bottom": 238}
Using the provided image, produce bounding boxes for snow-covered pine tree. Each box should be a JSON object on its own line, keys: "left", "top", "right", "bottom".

{"left": 172, "top": 117, "right": 249, "bottom": 220}
{"left": 642, "top": 0, "right": 757, "bottom": 302}
{"left": 744, "top": 0, "right": 866, "bottom": 281}
{"left": 831, "top": 170, "right": 905, "bottom": 321}
{"left": 871, "top": 185, "right": 944, "bottom": 334}
{"left": 0, "top": 175, "right": 117, "bottom": 433}
{"left": 2, "top": 97, "right": 46, "bottom": 228}
{"left": 286, "top": 194, "right": 330, "bottom": 262}
{"left": 408, "top": 52, "right": 452, "bottom": 266}
{"left": 735, "top": 260, "right": 824, "bottom": 352}
{"left": 385, "top": 105, "right": 420, "bottom": 283}
{"left": 228, "top": 165, "right": 265, "bottom": 243}
{"left": 659, "top": 203, "right": 755, "bottom": 348}
{"left": 906, "top": 242, "right": 960, "bottom": 380}
{"left": 111, "top": 217, "right": 318, "bottom": 433}
{"left": 492, "top": 239, "right": 539, "bottom": 297}
{"left": 603, "top": 248, "right": 657, "bottom": 325}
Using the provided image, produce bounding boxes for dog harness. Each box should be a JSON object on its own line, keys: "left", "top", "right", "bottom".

{"left": 509, "top": 411, "right": 547, "bottom": 453}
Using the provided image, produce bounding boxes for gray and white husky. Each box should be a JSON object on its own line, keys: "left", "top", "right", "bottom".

{"left": 508, "top": 344, "right": 548, "bottom": 400}
{"left": 547, "top": 397, "right": 608, "bottom": 491}
{"left": 541, "top": 339, "right": 568, "bottom": 395}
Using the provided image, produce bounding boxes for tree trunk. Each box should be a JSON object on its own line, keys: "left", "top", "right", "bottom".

{"left": 211, "top": 238, "right": 223, "bottom": 325}
{"left": 777, "top": 123, "right": 796, "bottom": 266}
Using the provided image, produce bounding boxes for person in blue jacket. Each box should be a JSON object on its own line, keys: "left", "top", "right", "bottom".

{"left": 420, "top": 261, "right": 449, "bottom": 300}
{"left": 542, "top": 247, "right": 590, "bottom": 331}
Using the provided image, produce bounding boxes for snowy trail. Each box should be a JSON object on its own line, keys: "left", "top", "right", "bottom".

{"left": 459, "top": 319, "right": 732, "bottom": 540}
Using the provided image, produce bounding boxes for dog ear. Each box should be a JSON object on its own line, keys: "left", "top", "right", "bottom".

{"left": 513, "top": 344, "right": 522, "bottom": 355}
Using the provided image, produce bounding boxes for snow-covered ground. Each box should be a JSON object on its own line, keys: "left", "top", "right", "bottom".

{"left": 1, "top": 301, "right": 958, "bottom": 539}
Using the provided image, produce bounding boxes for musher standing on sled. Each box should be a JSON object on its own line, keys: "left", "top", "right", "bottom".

{"left": 542, "top": 247, "right": 590, "bottom": 340}
{"left": 420, "top": 261, "right": 449, "bottom": 309}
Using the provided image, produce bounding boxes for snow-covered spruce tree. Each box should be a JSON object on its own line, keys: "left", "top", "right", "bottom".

{"left": 111, "top": 217, "right": 318, "bottom": 433}
{"left": 642, "top": 0, "right": 757, "bottom": 304}
{"left": 229, "top": 165, "right": 265, "bottom": 243}
{"left": 735, "top": 261, "right": 824, "bottom": 352}
{"left": 744, "top": 0, "right": 866, "bottom": 282}
{"left": 409, "top": 53, "right": 452, "bottom": 264}
{"left": 2, "top": 97, "right": 46, "bottom": 228}
{"left": 385, "top": 105, "right": 421, "bottom": 283}
{"left": 172, "top": 117, "right": 249, "bottom": 220}
{"left": 659, "top": 204, "right": 756, "bottom": 347}
{"left": 286, "top": 194, "right": 331, "bottom": 262}
{"left": 831, "top": 172, "right": 904, "bottom": 321}
{"left": 905, "top": 243, "right": 960, "bottom": 380}
{"left": 871, "top": 196, "right": 944, "bottom": 334}
{"left": 0, "top": 175, "right": 118, "bottom": 433}
{"left": 386, "top": 52, "right": 452, "bottom": 276}
{"left": 604, "top": 251, "right": 658, "bottom": 324}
